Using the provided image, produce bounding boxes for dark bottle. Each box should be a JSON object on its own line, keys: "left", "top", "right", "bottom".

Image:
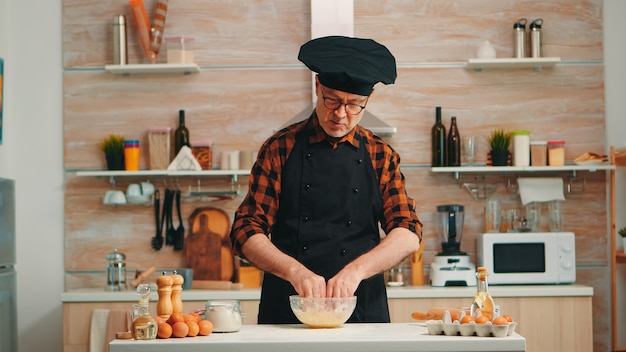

{"left": 431, "top": 106, "right": 446, "bottom": 166}
{"left": 174, "top": 109, "right": 190, "bottom": 156}
{"left": 446, "top": 116, "right": 461, "bottom": 166}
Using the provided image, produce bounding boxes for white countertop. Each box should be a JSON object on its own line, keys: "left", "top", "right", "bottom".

{"left": 109, "top": 323, "right": 526, "bottom": 352}
{"left": 62, "top": 284, "right": 593, "bottom": 302}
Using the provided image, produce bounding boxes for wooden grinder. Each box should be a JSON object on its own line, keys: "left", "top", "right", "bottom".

{"left": 156, "top": 273, "right": 173, "bottom": 320}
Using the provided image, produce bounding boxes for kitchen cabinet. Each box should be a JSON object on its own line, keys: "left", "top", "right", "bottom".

{"left": 62, "top": 285, "right": 593, "bottom": 352}
{"left": 610, "top": 146, "right": 626, "bottom": 351}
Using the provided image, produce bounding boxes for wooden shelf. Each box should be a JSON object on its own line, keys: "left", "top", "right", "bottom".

{"left": 465, "top": 57, "right": 561, "bottom": 70}
{"left": 104, "top": 63, "right": 200, "bottom": 75}
{"left": 75, "top": 169, "right": 250, "bottom": 177}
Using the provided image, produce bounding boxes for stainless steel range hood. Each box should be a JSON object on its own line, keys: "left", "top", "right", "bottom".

{"left": 281, "top": 103, "right": 397, "bottom": 136}
{"left": 279, "top": 0, "right": 397, "bottom": 136}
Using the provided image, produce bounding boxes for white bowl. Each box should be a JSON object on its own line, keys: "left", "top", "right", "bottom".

{"left": 103, "top": 190, "right": 126, "bottom": 205}
{"left": 289, "top": 295, "right": 356, "bottom": 328}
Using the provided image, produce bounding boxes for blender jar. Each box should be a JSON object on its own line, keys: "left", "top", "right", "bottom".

{"left": 435, "top": 204, "right": 465, "bottom": 255}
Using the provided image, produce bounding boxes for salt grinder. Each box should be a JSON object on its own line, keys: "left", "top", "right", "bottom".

{"left": 105, "top": 248, "right": 127, "bottom": 291}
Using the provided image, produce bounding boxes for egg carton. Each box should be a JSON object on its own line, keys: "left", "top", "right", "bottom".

{"left": 425, "top": 320, "right": 518, "bottom": 338}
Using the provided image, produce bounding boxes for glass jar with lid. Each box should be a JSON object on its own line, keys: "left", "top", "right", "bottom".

{"left": 205, "top": 300, "right": 242, "bottom": 332}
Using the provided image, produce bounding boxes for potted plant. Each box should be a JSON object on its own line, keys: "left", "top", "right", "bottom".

{"left": 486, "top": 129, "right": 512, "bottom": 166}
{"left": 98, "top": 134, "right": 125, "bottom": 170}
{"left": 619, "top": 227, "right": 626, "bottom": 251}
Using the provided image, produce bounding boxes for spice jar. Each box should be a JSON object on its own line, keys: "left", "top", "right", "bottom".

{"left": 530, "top": 141, "right": 547, "bottom": 166}
{"left": 148, "top": 127, "right": 171, "bottom": 170}
{"left": 547, "top": 140, "right": 565, "bottom": 166}
{"left": 205, "top": 300, "right": 242, "bottom": 332}
{"left": 191, "top": 141, "right": 213, "bottom": 170}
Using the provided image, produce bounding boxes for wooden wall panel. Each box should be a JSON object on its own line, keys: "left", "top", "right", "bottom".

{"left": 63, "top": 0, "right": 310, "bottom": 67}
{"left": 62, "top": 0, "right": 609, "bottom": 350}
{"left": 355, "top": 0, "right": 603, "bottom": 62}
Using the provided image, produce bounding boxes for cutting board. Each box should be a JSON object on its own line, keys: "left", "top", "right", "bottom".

{"left": 185, "top": 207, "right": 235, "bottom": 281}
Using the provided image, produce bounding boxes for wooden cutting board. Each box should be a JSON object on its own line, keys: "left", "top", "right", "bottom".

{"left": 185, "top": 207, "right": 235, "bottom": 281}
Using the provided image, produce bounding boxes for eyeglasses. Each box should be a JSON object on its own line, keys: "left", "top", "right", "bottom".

{"left": 320, "top": 87, "right": 368, "bottom": 115}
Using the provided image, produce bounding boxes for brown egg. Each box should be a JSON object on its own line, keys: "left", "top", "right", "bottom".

{"left": 157, "top": 322, "right": 172, "bottom": 339}
{"left": 198, "top": 320, "right": 213, "bottom": 336}
{"left": 493, "top": 316, "right": 509, "bottom": 326}
{"left": 172, "top": 321, "right": 189, "bottom": 338}
{"left": 501, "top": 314, "right": 514, "bottom": 322}
{"left": 475, "top": 315, "right": 490, "bottom": 324}
{"left": 460, "top": 315, "right": 475, "bottom": 324}
{"left": 186, "top": 321, "right": 200, "bottom": 337}
{"left": 168, "top": 312, "right": 185, "bottom": 325}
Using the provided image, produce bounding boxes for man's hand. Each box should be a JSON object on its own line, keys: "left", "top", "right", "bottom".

{"left": 326, "top": 265, "right": 364, "bottom": 297}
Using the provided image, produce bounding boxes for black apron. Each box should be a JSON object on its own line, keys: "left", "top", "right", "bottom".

{"left": 258, "top": 119, "right": 389, "bottom": 324}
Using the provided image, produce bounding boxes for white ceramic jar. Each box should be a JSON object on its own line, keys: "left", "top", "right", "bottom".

{"left": 512, "top": 130, "right": 530, "bottom": 166}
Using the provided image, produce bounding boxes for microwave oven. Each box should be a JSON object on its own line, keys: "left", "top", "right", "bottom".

{"left": 477, "top": 232, "right": 576, "bottom": 285}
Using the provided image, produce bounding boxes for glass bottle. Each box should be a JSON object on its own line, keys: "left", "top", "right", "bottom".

{"left": 431, "top": 106, "right": 446, "bottom": 166}
{"left": 174, "top": 109, "right": 190, "bottom": 156}
{"left": 446, "top": 116, "right": 461, "bottom": 166}
{"left": 470, "top": 267, "right": 495, "bottom": 320}
{"left": 131, "top": 284, "right": 157, "bottom": 340}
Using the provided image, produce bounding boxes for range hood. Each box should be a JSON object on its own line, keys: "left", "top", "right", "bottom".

{"left": 279, "top": 0, "right": 397, "bottom": 136}
{"left": 281, "top": 103, "right": 397, "bottom": 136}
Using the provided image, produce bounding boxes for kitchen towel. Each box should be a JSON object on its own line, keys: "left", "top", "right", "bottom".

{"left": 104, "top": 309, "right": 131, "bottom": 352}
{"left": 517, "top": 177, "right": 565, "bottom": 206}
{"left": 89, "top": 309, "right": 109, "bottom": 352}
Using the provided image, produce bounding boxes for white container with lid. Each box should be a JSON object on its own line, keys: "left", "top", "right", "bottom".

{"left": 205, "top": 300, "right": 242, "bottom": 332}
{"left": 512, "top": 130, "right": 530, "bottom": 166}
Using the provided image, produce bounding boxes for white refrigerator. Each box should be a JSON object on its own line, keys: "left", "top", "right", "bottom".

{"left": 0, "top": 178, "right": 17, "bottom": 352}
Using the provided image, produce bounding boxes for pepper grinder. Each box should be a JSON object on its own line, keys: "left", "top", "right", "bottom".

{"left": 156, "top": 272, "right": 173, "bottom": 320}
{"left": 170, "top": 271, "right": 184, "bottom": 315}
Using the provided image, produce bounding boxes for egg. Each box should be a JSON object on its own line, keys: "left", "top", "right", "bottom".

{"left": 475, "top": 315, "right": 490, "bottom": 324}
{"left": 186, "top": 321, "right": 200, "bottom": 337}
{"left": 157, "top": 322, "right": 172, "bottom": 339}
{"left": 493, "top": 316, "right": 509, "bottom": 326}
{"left": 172, "top": 321, "right": 189, "bottom": 338}
{"left": 198, "top": 320, "right": 214, "bottom": 336}
{"left": 460, "top": 315, "right": 475, "bottom": 324}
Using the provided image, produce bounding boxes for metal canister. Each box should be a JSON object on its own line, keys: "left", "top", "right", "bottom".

{"left": 106, "top": 248, "right": 127, "bottom": 291}
{"left": 530, "top": 18, "right": 543, "bottom": 58}
{"left": 113, "top": 14, "right": 128, "bottom": 65}
{"left": 513, "top": 18, "right": 528, "bottom": 58}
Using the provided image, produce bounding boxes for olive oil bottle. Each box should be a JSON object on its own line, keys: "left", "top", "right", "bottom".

{"left": 470, "top": 266, "right": 495, "bottom": 320}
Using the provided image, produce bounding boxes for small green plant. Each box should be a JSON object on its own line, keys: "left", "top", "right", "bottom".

{"left": 486, "top": 129, "right": 512, "bottom": 152}
{"left": 619, "top": 226, "right": 626, "bottom": 237}
{"left": 98, "top": 134, "right": 125, "bottom": 157}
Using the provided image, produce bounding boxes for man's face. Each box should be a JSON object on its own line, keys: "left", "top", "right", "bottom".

{"left": 314, "top": 78, "right": 370, "bottom": 139}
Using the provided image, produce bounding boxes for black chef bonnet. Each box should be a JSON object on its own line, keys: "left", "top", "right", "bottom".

{"left": 298, "top": 36, "right": 397, "bottom": 96}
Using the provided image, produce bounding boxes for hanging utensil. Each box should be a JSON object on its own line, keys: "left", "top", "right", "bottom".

{"left": 165, "top": 188, "right": 176, "bottom": 247}
{"left": 173, "top": 189, "right": 185, "bottom": 251}
{"left": 150, "top": 190, "right": 163, "bottom": 250}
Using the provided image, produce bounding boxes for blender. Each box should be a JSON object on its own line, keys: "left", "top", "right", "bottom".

{"left": 429, "top": 204, "right": 477, "bottom": 287}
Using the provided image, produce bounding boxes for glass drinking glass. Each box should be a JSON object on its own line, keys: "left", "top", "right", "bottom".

{"left": 463, "top": 136, "right": 477, "bottom": 166}
{"left": 548, "top": 201, "right": 563, "bottom": 232}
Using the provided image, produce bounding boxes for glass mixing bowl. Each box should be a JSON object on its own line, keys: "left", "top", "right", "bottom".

{"left": 289, "top": 295, "right": 357, "bottom": 328}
